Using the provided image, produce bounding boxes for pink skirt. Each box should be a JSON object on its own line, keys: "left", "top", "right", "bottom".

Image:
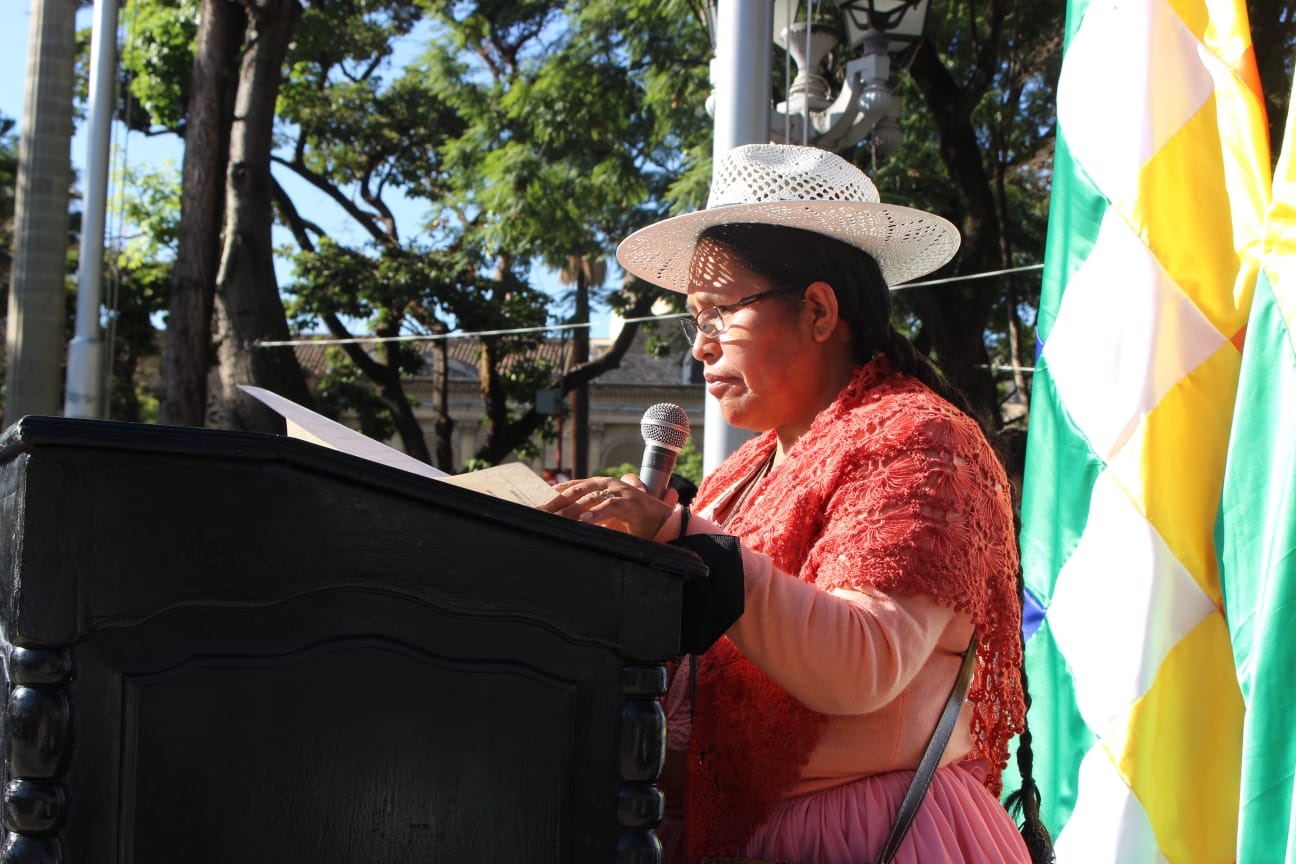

{"left": 659, "top": 760, "right": 1030, "bottom": 864}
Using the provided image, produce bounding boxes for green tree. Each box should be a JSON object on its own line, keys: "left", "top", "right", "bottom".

{"left": 106, "top": 160, "right": 183, "bottom": 422}
{"left": 271, "top": 1, "right": 471, "bottom": 465}
{"left": 274, "top": 0, "right": 713, "bottom": 467}
{"left": 416, "top": 0, "right": 712, "bottom": 466}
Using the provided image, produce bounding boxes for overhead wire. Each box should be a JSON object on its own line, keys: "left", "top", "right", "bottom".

{"left": 253, "top": 262, "right": 1046, "bottom": 348}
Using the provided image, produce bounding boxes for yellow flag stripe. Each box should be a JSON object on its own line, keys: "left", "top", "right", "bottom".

{"left": 1127, "top": 94, "right": 1256, "bottom": 335}
{"left": 1119, "top": 612, "right": 1244, "bottom": 862}
{"left": 1106, "top": 340, "right": 1242, "bottom": 604}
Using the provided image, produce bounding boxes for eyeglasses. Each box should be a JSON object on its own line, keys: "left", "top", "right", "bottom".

{"left": 680, "top": 284, "right": 804, "bottom": 342}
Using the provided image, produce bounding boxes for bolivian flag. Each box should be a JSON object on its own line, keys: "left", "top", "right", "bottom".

{"left": 1217, "top": 79, "right": 1296, "bottom": 863}
{"left": 1017, "top": 0, "right": 1270, "bottom": 859}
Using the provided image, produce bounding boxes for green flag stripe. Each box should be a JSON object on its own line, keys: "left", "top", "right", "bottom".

{"left": 1011, "top": 125, "right": 1108, "bottom": 840}
{"left": 1019, "top": 366, "right": 1105, "bottom": 604}
{"left": 1218, "top": 268, "right": 1296, "bottom": 860}
{"left": 1035, "top": 134, "right": 1109, "bottom": 344}
{"left": 1019, "top": 620, "right": 1094, "bottom": 838}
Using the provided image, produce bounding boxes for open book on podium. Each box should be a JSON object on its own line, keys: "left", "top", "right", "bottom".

{"left": 239, "top": 384, "right": 557, "bottom": 508}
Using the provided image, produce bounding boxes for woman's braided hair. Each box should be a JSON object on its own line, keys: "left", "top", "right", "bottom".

{"left": 697, "top": 223, "right": 1054, "bottom": 863}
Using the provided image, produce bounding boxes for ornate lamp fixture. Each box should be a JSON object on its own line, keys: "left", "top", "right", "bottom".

{"left": 707, "top": 0, "right": 930, "bottom": 158}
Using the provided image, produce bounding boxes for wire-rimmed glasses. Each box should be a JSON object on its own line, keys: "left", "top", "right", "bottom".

{"left": 680, "top": 284, "right": 804, "bottom": 342}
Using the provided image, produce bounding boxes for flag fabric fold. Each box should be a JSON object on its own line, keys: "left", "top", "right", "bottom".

{"left": 1017, "top": 0, "right": 1271, "bottom": 859}
{"left": 1217, "top": 77, "right": 1296, "bottom": 863}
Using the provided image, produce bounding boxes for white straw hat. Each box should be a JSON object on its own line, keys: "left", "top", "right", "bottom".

{"left": 615, "top": 143, "right": 960, "bottom": 293}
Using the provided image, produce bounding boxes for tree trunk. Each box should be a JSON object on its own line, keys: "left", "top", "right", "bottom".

{"left": 376, "top": 337, "right": 432, "bottom": 464}
{"left": 430, "top": 321, "right": 454, "bottom": 471}
{"left": 212, "top": 0, "right": 310, "bottom": 432}
{"left": 4, "top": 0, "right": 76, "bottom": 423}
{"left": 474, "top": 333, "right": 510, "bottom": 466}
{"left": 159, "top": 0, "right": 244, "bottom": 427}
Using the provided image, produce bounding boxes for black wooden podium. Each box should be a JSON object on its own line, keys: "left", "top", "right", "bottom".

{"left": 0, "top": 416, "right": 704, "bottom": 864}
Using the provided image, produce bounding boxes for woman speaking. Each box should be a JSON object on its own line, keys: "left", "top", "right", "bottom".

{"left": 543, "top": 143, "right": 1050, "bottom": 864}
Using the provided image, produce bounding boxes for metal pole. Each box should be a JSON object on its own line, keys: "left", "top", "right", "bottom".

{"left": 703, "top": 0, "right": 772, "bottom": 474}
{"left": 65, "top": 0, "right": 120, "bottom": 419}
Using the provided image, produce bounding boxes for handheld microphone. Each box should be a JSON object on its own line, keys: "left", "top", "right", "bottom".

{"left": 639, "top": 403, "right": 691, "bottom": 500}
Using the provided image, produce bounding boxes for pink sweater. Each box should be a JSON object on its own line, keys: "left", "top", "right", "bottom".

{"left": 656, "top": 515, "right": 977, "bottom": 794}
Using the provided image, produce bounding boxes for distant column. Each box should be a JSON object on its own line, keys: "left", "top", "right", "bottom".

{"left": 5, "top": 0, "right": 77, "bottom": 423}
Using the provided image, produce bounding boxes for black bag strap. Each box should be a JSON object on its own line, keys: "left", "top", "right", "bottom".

{"left": 873, "top": 632, "right": 979, "bottom": 864}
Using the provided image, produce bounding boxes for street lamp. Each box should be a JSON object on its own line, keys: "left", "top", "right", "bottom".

{"left": 707, "top": 0, "right": 930, "bottom": 157}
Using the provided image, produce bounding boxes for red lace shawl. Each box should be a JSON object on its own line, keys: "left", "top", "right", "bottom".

{"left": 684, "top": 358, "right": 1025, "bottom": 862}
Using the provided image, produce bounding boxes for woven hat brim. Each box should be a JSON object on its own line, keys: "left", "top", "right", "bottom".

{"left": 615, "top": 200, "right": 960, "bottom": 293}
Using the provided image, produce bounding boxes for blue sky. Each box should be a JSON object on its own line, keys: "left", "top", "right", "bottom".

{"left": 4, "top": 4, "right": 613, "bottom": 339}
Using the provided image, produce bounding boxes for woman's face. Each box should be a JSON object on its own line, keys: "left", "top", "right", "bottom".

{"left": 685, "top": 244, "right": 826, "bottom": 437}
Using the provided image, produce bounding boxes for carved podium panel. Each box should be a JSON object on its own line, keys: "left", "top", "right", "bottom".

{"left": 0, "top": 417, "right": 702, "bottom": 864}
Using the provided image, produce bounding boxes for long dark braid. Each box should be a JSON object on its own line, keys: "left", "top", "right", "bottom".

{"left": 998, "top": 428, "right": 1054, "bottom": 863}
{"left": 1004, "top": 648, "right": 1055, "bottom": 863}
{"left": 698, "top": 223, "right": 1055, "bottom": 862}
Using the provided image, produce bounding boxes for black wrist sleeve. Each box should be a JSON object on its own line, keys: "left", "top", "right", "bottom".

{"left": 668, "top": 533, "right": 745, "bottom": 655}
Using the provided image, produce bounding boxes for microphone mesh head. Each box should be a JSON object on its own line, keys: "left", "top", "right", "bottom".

{"left": 640, "top": 403, "right": 691, "bottom": 451}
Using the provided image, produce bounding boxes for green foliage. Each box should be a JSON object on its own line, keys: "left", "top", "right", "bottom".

{"left": 596, "top": 461, "right": 637, "bottom": 478}
{"left": 99, "top": 161, "right": 177, "bottom": 421}
{"left": 112, "top": 159, "right": 182, "bottom": 265}
{"left": 595, "top": 436, "right": 702, "bottom": 485}
{"left": 280, "top": 3, "right": 455, "bottom": 189}
{"left": 857, "top": 0, "right": 1065, "bottom": 423}
{"left": 106, "top": 257, "right": 168, "bottom": 421}
{"left": 120, "top": 0, "right": 200, "bottom": 132}
{"left": 291, "top": 0, "right": 423, "bottom": 71}
{"left": 673, "top": 436, "right": 703, "bottom": 485}
{"left": 289, "top": 238, "right": 444, "bottom": 341}
{"left": 419, "top": 0, "right": 712, "bottom": 270}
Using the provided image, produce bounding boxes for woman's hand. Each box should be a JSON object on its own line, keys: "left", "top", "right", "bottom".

{"left": 540, "top": 473, "right": 677, "bottom": 539}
